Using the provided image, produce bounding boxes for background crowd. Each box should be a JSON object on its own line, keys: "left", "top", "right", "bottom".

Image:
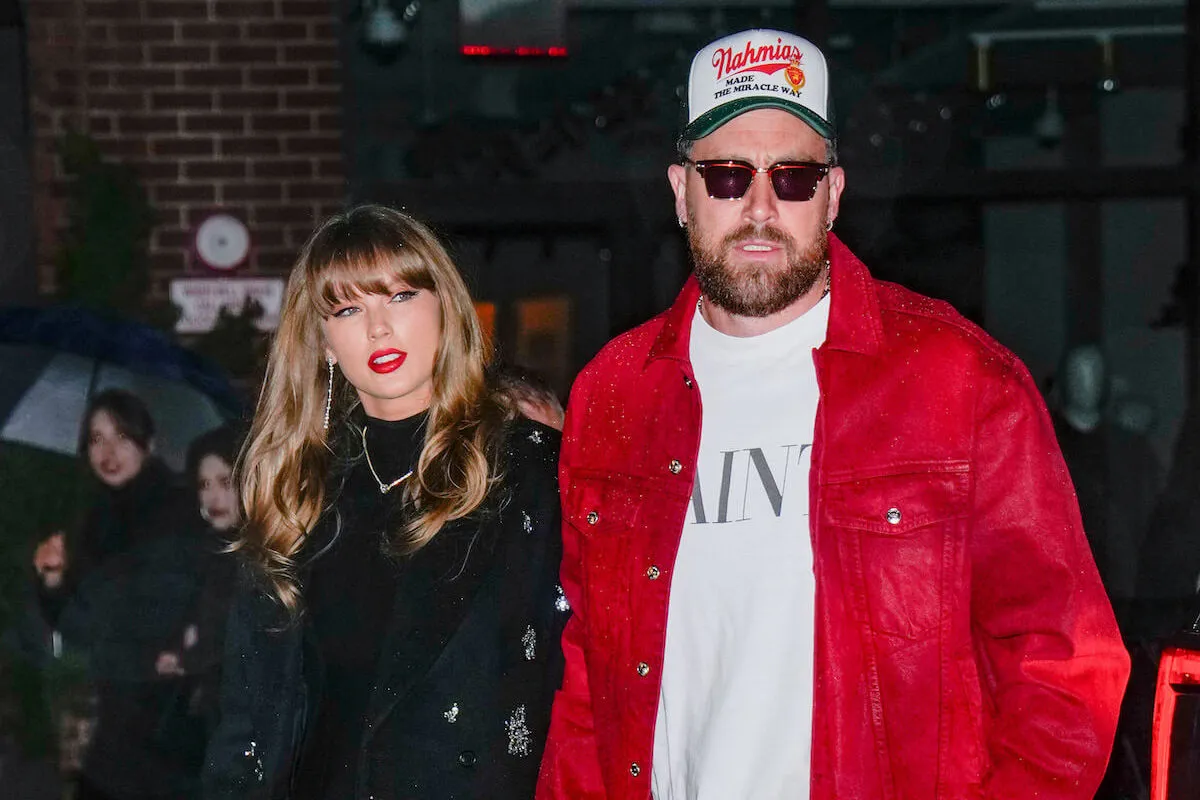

{"left": 0, "top": 389, "right": 242, "bottom": 799}
{"left": 0, "top": 356, "right": 565, "bottom": 799}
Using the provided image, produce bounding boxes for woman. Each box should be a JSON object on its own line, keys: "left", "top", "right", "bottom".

{"left": 154, "top": 427, "right": 245, "bottom": 714}
{"left": 66, "top": 390, "right": 207, "bottom": 800}
{"left": 189, "top": 425, "right": 243, "bottom": 537}
{"left": 74, "top": 390, "right": 191, "bottom": 577}
{"left": 202, "top": 206, "right": 566, "bottom": 800}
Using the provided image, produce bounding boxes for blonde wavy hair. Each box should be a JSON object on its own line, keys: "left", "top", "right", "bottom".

{"left": 235, "top": 205, "right": 509, "bottom": 612}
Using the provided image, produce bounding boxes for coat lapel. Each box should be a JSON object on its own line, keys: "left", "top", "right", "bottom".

{"left": 362, "top": 511, "right": 502, "bottom": 738}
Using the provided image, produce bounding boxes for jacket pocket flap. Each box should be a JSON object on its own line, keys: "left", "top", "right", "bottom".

{"left": 822, "top": 467, "right": 969, "bottom": 535}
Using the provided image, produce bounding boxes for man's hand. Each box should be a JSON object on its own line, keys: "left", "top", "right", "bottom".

{"left": 33, "top": 532, "right": 67, "bottom": 589}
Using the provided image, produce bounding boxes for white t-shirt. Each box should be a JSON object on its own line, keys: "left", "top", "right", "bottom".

{"left": 651, "top": 294, "right": 829, "bottom": 800}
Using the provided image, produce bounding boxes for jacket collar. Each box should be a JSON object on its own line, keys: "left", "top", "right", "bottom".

{"left": 646, "top": 233, "right": 884, "bottom": 366}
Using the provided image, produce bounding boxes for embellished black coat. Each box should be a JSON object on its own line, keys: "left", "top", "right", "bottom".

{"left": 201, "top": 419, "right": 566, "bottom": 800}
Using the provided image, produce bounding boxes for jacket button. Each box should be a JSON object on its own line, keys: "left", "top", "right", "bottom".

{"left": 586, "top": 511, "right": 599, "bottom": 525}
{"left": 668, "top": 460, "right": 682, "bottom": 474}
{"left": 630, "top": 762, "right": 641, "bottom": 777}
{"left": 886, "top": 508, "right": 902, "bottom": 525}
{"left": 458, "top": 750, "right": 477, "bottom": 767}
{"left": 646, "top": 566, "right": 660, "bottom": 580}
{"left": 636, "top": 661, "right": 650, "bottom": 677}
{"left": 683, "top": 375, "right": 694, "bottom": 388}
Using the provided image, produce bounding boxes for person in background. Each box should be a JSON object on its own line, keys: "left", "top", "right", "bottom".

{"left": 64, "top": 389, "right": 206, "bottom": 800}
{"left": 491, "top": 362, "right": 565, "bottom": 431}
{"left": 153, "top": 426, "right": 245, "bottom": 736}
{"left": 13, "top": 388, "right": 181, "bottom": 670}
{"left": 190, "top": 425, "right": 243, "bottom": 538}
{"left": 536, "top": 28, "right": 1129, "bottom": 800}
{"left": 202, "top": 205, "right": 566, "bottom": 800}
{"left": 73, "top": 390, "right": 190, "bottom": 578}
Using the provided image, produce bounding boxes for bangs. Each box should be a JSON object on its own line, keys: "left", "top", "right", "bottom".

{"left": 306, "top": 233, "right": 436, "bottom": 317}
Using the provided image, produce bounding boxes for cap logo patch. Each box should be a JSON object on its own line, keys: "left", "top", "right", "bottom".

{"left": 785, "top": 58, "right": 805, "bottom": 91}
{"left": 711, "top": 38, "right": 804, "bottom": 81}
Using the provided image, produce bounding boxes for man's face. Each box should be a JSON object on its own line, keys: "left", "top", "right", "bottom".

{"left": 667, "top": 109, "right": 845, "bottom": 318}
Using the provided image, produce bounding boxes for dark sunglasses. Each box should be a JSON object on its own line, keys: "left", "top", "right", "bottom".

{"left": 684, "top": 158, "right": 830, "bottom": 202}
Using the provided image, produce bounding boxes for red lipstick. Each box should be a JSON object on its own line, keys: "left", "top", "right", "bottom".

{"left": 368, "top": 348, "right": 406, "bottom": 374}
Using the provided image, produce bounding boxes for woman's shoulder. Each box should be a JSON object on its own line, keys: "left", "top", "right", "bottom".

{"left": 499, "top": 417, "right": 560, "bottom": 480}
{"left": 490, "top": 417, "right": 560, "bottom": 530}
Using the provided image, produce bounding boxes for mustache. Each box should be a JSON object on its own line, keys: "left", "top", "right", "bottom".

{"left": 721, "top": 224, "right": 794, "bottom": 248}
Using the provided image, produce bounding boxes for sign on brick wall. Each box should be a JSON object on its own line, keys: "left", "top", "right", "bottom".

{"left": 170, "top": 277, "right": 285, "bottom": 333}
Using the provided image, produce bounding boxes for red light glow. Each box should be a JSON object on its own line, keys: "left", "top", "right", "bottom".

{"left": 1151, "top": 646, "right": 1200, "bottom": 799}
{"left": 461, "top": 45, "right": 568, "bottom": 57}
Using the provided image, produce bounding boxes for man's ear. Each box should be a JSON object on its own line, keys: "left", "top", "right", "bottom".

{"left": 667, "top": 163, "right": 689, "bottom": 227}
{"left": 825, "top": 165, "right": 846, "bottom": 226}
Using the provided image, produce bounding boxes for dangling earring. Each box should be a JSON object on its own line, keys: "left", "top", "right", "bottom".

{"left": 825, "top": 219, "right": 834, "bottom": 232}
{"left": 323, "top": 356, "right": 334, "bottom": 431}
{"left": 677, "top": 217, "right": 686, "bottom": 229}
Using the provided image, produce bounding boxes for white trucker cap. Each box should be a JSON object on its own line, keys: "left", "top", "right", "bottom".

{"left": 681, "top": 29, "right": 833, "bottom": 142}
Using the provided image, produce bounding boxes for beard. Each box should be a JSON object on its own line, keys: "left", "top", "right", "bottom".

{"left": 689, "top": 220, "right": 829, "bottom": 318}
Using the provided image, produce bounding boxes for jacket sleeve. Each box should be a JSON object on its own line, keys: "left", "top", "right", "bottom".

{"left": 536, "top": 384, "right": 607, "bottom": 800}
{"left": 201, "top": 566, "right": 271, "bottom": 800}
{"left": 969, "top": 360, "right": 1130, "bottom": 799}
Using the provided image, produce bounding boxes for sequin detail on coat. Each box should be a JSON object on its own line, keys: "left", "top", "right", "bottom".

{"left": 243, "top": 740, "right": 264, "bottom": 782}
{"left": 522, "top": 625, "right": 536, "bottom": 661}
{"left": 505, "top": 704, "right": 531, "bottom": 757}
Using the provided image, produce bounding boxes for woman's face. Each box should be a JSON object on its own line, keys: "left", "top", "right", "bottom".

{"left": 197, "top": 454, "right": 239, "bottom": 532}
{"left": 86, "top": 409, "right": 149, "bottom": 488}
{"left": 321, "top": 279, "right": 442, "bottom": 421}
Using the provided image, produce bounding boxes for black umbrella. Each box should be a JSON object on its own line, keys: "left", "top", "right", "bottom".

{"left": 0, "top": 306, "right": 243, "bottom": 471}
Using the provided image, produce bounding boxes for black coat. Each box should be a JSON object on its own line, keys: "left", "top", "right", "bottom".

{"left": 202, "top": 419, "right": 566, "bottom": 800}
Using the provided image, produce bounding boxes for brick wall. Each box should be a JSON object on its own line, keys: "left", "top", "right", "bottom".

{"left": 26, "top": 0, "right": 345, "bottom": 296}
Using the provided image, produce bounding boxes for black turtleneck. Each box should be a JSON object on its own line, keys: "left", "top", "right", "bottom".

{"left": 295, "top": 411, "right": 427, "bottom": 800}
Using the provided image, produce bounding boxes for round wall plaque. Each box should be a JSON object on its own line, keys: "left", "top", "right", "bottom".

{"left": 193, "top": 213, "right": 251, "bottom": 272}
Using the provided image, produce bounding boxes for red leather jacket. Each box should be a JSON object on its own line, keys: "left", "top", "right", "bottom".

{"left": 536, "top": 236, "right": 1129, "bottom": 800}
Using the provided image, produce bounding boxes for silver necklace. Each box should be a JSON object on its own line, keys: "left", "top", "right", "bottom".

{"left": 360, "top": 425, "right": 415, "bottom": 494}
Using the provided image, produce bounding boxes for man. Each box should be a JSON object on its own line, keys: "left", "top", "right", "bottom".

{"left": 535, "top": 28, "right": 1130, "bottom": 800}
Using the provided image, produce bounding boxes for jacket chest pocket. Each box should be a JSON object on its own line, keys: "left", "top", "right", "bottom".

{"left": 821, "top": 467, "right": 969, "bottom": 640}
{"left": 564, "top": 476, "right": 643, "bottom": 644}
